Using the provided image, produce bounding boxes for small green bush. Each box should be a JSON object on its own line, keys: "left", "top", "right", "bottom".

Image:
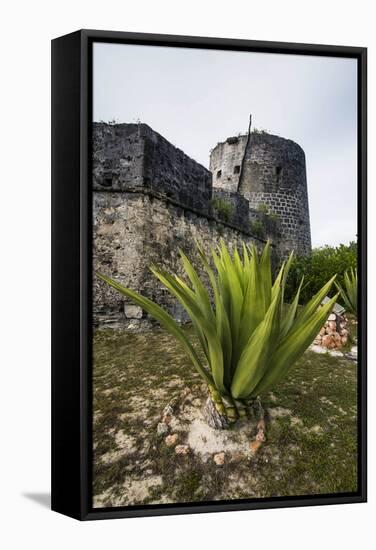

{"left": 250, "top": 220, "right": 265, "bottom": 238}
{"left": 257, "top": 203, "right": 269, "bottom": 215}
{"left": 211, "top": 198, "right": 234, "bottom": 223}
{"left": 284, "top": 241, "right": 357, "bottom": 305}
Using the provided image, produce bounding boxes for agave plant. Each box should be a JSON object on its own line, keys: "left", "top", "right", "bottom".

{"left": 98, "top": 240, "right": 338, "bottom": 428}
{"left": 335, "top": 267, "right": 357, "bottom": 315}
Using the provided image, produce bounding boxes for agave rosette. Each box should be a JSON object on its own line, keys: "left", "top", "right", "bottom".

{"left": 335, "top": 267, "right": 357, "bottom": 315}
{"left": 98, "top": 240, "right": 338, "bottom": 422}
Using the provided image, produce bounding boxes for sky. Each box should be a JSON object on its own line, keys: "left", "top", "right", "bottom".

{"left": 93, "top": 43, "right": 358, "bottom": 248}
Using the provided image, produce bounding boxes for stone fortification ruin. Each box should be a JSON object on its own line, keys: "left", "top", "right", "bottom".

{"left": 210, "top": 131, "right": 311, "bottom": 256}
{"left": 93, "top": 122, "right": 311, "bottom": 327}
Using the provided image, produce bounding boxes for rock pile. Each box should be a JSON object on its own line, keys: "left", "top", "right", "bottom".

{"left": 313, "top": 312, "right": 349, "bottom": 350}
{"left": 156, "top": 385, "right": 268, "bottom": 465}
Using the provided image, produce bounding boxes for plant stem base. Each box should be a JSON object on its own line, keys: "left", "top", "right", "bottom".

{"left": 203, "top": 396, "right": 231, "bottom": 430}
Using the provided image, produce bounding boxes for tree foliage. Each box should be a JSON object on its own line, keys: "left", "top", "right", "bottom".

{"left": 284, "top": 241, "right": 357, "bottom": 305}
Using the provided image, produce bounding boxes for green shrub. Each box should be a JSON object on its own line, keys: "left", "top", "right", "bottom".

{"left": 250, "top": 220, "right": 265, "bottom": 238}
{"left": 257, "top": 203, "right": 269, "bottom": 215}
{"left": 284, "top": 241, "right": 357, "bottom": 305}
{"left": 211, "top": 198, "right": 234, "bottom": 223}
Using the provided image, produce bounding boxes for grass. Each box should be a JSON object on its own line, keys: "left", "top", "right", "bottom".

{"left": 92, "top": 325, "right": 358, "bottom": 507}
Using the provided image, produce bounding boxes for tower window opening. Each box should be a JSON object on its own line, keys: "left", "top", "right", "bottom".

{"left": 216, "top": 170, "right": 222, "bottom": 179}
{"left": 276, "top": 166, "right": 283, "bottom": 181}
{"left": 234, "top": 165, "right": 240, "bottom": 174}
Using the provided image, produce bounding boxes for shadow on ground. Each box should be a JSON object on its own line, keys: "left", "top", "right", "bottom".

{"left": 22, "top": 493, "right": 51, "bottom": 509}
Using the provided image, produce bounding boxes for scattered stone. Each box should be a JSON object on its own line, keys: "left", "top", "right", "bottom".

{"left": 192, "top": 398, "right": 202, "bottom": 407}
{"left": 328, "top": 350, "right": 344, "bottom": 357}
{"left": 169, "top": 396, "right": 179, "bottom": 408}
{"left": 249, "top": 440, "right": 262, "bottom": 456}
{"left": 162, "top": 414, "right": 172, "bottom": 425}
{"left": 310, "top": 344, "right": 328, "bottom": 354}
{"left": 163, "top": 405, "right": 174, "bottom": 416}
{"left": 328, "top": 313, "right": 336, "bottom": 321}
{"left": 213, "top": 452, "right": 225, "bottom": 466}
{"left": 124, "top": 304, "right": 143, "bottom": 319}
{"left": 255, "top": 430, "right": 266, "bottom": 442}
{"left": 175, "top": 444, "right": 190, "bottom": 455}
{"left": 180, "top": 387, "right": 192, "bottom": 399}
{"left": 157, "top": 422, "right": 169, "bottom": 437}
{"left": 165, "top": 433, "right": 178, "bottom": 447}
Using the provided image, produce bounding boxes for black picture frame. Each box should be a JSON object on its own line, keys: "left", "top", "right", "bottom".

{"left": 51, "top": 29, "right": 367, "bottom": 521}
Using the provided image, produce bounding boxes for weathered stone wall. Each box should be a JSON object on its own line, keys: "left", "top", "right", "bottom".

{"left": 211, "top": 188, "right": 250, "bottom": 228}
{"left": 93, "top": 122, "right": 212, "bottom": 214}
{"left": 248, "top": 208, "right": 282, "bottom": 245}
{"left": 209, "top": 135, "right": 247, "bottom": 192}
{"left": 93, "top": 192, "right": 262, "bottom": 327}
{"left": 92, "top": 122, "right": 307, "bottom": 327}
{"left": 210, "top": 131, "right": 312, "bottom": 257}
{"left": 247, "top": 190, "right": 310, "bottom": 256}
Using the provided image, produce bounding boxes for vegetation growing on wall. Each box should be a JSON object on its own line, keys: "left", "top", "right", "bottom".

{"left": 255, "top": 204, "right": 280, "bottom": 224}
{"left": 211, "top": 197, "right": 234, "bottom": 223}
{"left": 249, "top": 220, "right": 265, "bottom": 238}
{"left": 257, "top": 203, "right": 270, "bottom": 215}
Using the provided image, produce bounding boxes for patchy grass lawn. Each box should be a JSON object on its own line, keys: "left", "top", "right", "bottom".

{"left": 92, "top": 326, "right": 358, "bottom": 508}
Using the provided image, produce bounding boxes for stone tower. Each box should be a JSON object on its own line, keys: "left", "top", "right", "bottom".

{"left": 209, "top": 131, "right": 312, "bottom": 256}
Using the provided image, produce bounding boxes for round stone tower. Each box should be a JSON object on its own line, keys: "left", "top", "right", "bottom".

{"left": 209, "top": 132, "right": 312, "bottom": 256}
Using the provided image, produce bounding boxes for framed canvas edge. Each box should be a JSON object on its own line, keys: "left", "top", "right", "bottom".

{"left": 51, "top": 29, "right": 83, "bottom": 520}
{"left": 52, "top": 29, "right": 367, "bottom": 521}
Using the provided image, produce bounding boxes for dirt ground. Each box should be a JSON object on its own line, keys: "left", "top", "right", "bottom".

{"left": 92, "top": 326, "right": 358, "bottom": 508}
